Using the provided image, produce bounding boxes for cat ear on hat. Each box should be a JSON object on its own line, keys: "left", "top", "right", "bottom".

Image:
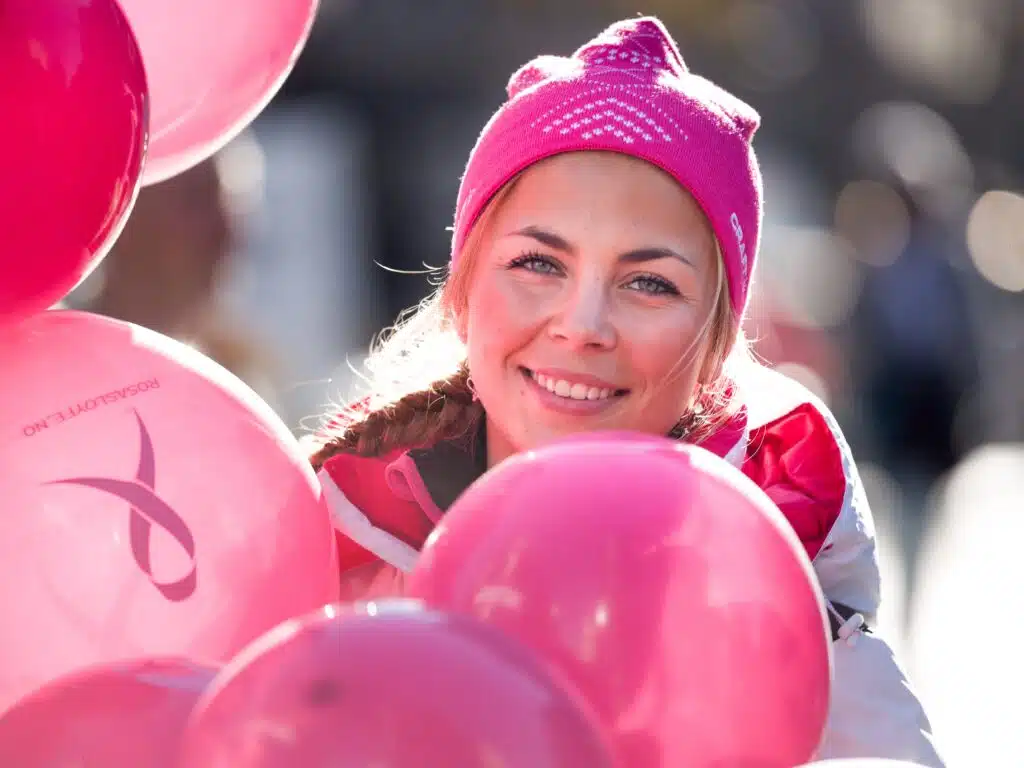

{"left": 507, "top": 55, "right": 581, "bottom": 99}
{"left": 685, "top": 75, "right": 762, "bottom": 140}
{"left": 574, "top": 16, "right": 688, "bottom": 77}
{"left": 719, "top": 94, "right": 762, "bottom": 140}
{"left": 730, "top": 101, "right": 761, "bottom": 141}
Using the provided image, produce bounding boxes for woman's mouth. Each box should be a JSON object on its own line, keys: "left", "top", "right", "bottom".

{"left": 519, "top": 366, "right": 629, "bottom": 408}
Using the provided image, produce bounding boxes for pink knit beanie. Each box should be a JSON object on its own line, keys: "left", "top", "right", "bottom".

{"left": 451, "top": 16, "right": 763, "bottom": 317}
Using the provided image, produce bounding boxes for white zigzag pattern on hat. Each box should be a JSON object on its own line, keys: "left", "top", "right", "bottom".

{"left": 578, "top": 28, "right": 684, "bottom": 83}
{"left": 531, "top": 90, "right": 689, "bottom": 145}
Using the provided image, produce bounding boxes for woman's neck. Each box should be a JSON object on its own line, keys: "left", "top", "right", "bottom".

{"left": 484, "top": 416, "right": 519, "bottom": 469}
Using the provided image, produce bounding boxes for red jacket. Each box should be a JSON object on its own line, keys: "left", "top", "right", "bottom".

{"left": 322, "top": 367, "right": 852, "bottom": 595}
{"left": 318, "top": 365, "right": 942, "bottom": 765}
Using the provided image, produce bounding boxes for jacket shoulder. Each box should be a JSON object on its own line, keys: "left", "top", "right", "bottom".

{"left": 737, "top": 366, "right": 881, "bottom": 616}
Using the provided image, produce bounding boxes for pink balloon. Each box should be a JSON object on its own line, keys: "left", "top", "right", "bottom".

{"left": 0, "top": 310, "right": 339, "bottom": 713}
{"left": 0, "top": 0, "right": 148, "bottom": 325}
{"left": 176, "top": 600, "right": 616, "bottom": 767}
{"left": 800, "top": 762, "right": 933, "bottom": 767}
{"left": 407, "top": 440, "right": 833, "bottom": 767}
{"left": 0, "top": 657, "right": 217, "bottom": 768}
{"left": 551, "top": 429, "right": 687, "bottom": 453}
{"left": 118, "top": 0, "right": 318, "bottom": 184}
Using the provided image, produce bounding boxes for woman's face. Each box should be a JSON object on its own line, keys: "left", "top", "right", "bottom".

{"left": 460, "top": 151, "right": 722, "bottom": 464}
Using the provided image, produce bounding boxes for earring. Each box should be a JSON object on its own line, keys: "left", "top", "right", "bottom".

{"left": 668, "top": 417, "right": 690, "bottom": 440}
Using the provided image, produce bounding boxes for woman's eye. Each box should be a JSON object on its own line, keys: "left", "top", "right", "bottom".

{"left": 505, "top": 254, "right": 679, "bottom": 296}
{"left": 507, "top": 252, "right": 562, "bottom": 275}
{"left": 628, "top": 275, "right": 679, "bottom": 296}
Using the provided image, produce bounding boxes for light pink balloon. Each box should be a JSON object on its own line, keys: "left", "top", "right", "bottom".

{"left": 117, "top": 0, "right": 319, "bottom": 185}
{"left": 407, "top": 440, "right": 833, "bottom": 768}
{"left": 176, "top": 601, "right": 616, "bottom": 767}
{"left": 0, "top": 310, "right": 339, "bottom": 713}
{"left": 0, "top": 657, "right": 217, "bottom": 768}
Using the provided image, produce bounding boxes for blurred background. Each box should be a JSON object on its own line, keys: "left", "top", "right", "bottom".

{"left": 67, "top": 1, "right": 1023, "bottom": 763}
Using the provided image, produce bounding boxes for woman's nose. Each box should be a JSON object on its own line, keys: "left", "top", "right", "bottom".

{"left": 546, "top": 281, "right": 617, "bottom": 351}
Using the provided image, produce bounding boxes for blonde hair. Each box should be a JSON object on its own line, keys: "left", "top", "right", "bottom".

{"left": 309, "top": 179, "right": 750, "bottom": 470}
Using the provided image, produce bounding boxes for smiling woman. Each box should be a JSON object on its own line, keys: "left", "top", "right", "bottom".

{"left": 307, "top": 16, "right": 944, "bottom": 766}
{"left": 459, "top": 151, "right": 729, "bottom": 465}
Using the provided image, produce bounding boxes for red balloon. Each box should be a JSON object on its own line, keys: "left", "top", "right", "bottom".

{"left": 117, "top": 0, "right": 319, "bottom": 184}
{"left": 176, "top": 601, "right": 616, "bottom": 768}
{"left": 407, "top": 441, "right": 833, "bottom": 767}
{"left": 0, "top": 657, "right": 217, "bottom": 767}
{"left": 0, "top": 0, "right": 148, "bottom": 325}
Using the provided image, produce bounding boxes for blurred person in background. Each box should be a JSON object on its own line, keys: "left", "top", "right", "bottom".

{"left": 68, "top": 154, "right": 282, "bottom": 409}
{"left": 848, "top": 182, "right": 979, "bottom": 619}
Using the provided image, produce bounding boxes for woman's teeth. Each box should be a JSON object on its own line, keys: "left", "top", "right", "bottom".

{"left": 532, "top": 372, "right": 614, "bottom": 401}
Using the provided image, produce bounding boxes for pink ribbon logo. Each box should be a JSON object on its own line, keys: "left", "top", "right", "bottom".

{"left": 51, "top": 410, "right": 198, "bottom": 602}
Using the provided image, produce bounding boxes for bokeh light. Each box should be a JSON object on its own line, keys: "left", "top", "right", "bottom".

{"left": 966, "top": 190, "right": 1024, "bottom": 293}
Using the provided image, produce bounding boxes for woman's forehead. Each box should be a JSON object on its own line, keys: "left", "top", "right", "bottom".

{"left": 513, "top": 151, "right": 679, "bottom": 193}
{"left": 491, "top": 152, "right": 715, "bottom": 248}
